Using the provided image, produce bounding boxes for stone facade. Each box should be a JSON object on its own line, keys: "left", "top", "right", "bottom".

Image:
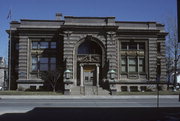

{"left": 0, "top": 57, "right": 8, "bottom": 90}
{"left": 7, "top": 14, "right": 168, "bottom": 94}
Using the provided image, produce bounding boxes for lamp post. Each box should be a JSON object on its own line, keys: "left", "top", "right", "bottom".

{"left": 108, "top": 69, "right": 117, "bottom": 95}
{"left": 156, "top": 58, "right": 161, "bottom": 108}
{"left": 64, "top": 69, "right": 72, "bottom": 95}
{"left": 108, "top": 69, "right": 115, "bottom": 80}
{"left": 65, "top": 69, "right": 71, "bottom": 79}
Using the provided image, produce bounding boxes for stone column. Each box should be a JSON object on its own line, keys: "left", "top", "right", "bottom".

{"left": 18, "top": 36, "right": 28, "bottom": 80}
{"left": 119, "top": 86, "right": 122, "bottom": 92}
{"left": 80, "top": 64, "right": 84, "bottom": 87}
{"left": 138, "top": 86, "right": 141, "bottom": 92}
{"left": 96, "top": 64, "right": 100, "bottom": 87}
{"left": 127, "top": 86, "right": 131, "bottom": 92}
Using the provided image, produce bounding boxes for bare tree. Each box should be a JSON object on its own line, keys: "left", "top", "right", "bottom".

{"left": 40, "top": 69, "right": 63, "bottom": 92}
{"left": 165, "top": 16, "right": 180, "bottom": 90}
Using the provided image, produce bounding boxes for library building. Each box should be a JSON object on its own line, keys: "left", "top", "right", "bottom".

{"left": 8, "top": 13, "right": 167, "bottom": 95}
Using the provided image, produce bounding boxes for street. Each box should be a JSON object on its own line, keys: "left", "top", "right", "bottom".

{"left": 0, "top": 96, "right": 180, "bottom": 121}
{"left": 0, "top": 96, "right": 180, "bottom": 114}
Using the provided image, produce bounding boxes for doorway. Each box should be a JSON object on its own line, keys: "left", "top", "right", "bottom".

{"left": 83, "top": 65, "right": 96, "bottom": 86}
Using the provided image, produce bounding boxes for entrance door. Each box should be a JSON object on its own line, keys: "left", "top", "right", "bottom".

{"left": 84, "top": 65, "right": 96, "bottom": 86}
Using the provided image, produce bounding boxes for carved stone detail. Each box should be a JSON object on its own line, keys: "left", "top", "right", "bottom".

{"left": 77, "top": 54, "right": 101, "bottom": 63}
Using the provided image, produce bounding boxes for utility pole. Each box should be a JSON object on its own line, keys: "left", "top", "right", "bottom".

{"left": 156, "top": 58, "right": 161, "bottom": 108}
{"left": 173, "top": 45, "right": 178, "bottom": 91}
{"left": 174, "top": 0, "right": 180, "bottom": 91}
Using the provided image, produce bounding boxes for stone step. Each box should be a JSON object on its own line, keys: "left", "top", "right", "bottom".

{"left": 70, "top": 86, "right": 110, "bottom": 95}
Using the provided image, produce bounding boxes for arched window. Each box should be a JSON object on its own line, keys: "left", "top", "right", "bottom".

{"left": 78, "top": 40, "right": 102, "bottom": 54}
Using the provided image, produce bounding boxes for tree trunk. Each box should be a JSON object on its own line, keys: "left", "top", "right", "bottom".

{"left": 53, "top": 88, "right": 56, "bottom": 92}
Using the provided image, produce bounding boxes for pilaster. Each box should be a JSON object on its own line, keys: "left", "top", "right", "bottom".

{"left": 106, "top": 31, "right": 118, "bottom": 78}
{"left": 18, "top": 36, "right": 29, "bottom": 80}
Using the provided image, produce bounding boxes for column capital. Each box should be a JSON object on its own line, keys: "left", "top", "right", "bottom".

{"left": 64, "top": 31, "right": 72, "bottom": 36}
{"left": 96, "top": 64, "right": 100, "bottom": 67}
{"left": 80, "top": 64, "right": 84, "bottom": 67}
{"left": 107, "top": 31, "right": 116, "bottom": 35}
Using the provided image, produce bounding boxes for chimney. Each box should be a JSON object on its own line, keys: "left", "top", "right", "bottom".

{"left": 56, "top": 13, "right": 62, "bottom": 20}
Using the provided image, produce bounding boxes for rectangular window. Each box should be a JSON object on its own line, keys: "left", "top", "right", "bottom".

{"left": 139, "top": 57, "right": 145, "bottom": 72}
{"left": 121, "top": 56, "right": 127, "bottom": 72}
{"left": 121, "top": 42, "right": 128, "bottom": 50}
{"left": 139, "top": 43, "right": 145, "bottom": 50}
{"left": 50, "top": 57, "right": 56, "bottom": 71}
{"left": 31, "top": 56, "right": 56, "bottom": 71}
{"left": 39, "top": 57, "right": 48, "bottom": 71}
{"left": 32, "top": 57, "right": 38, "bottom": 71}
{"left": 129, "top": 43, "right": 137, "bottom": 50}
{"left": 129, "top": 57, "right": 137, "bottom": 72}
{"left": 40, "top": 42, "right": 49, "bottom": 49}
{"left": 50, "top": 42, "right": 56, "bottom": 49}
{"left": 32, "top": 42, "right": 38, "bottom": 49}
{"left": 120, "top": 42, "right": 146, "bottom": 76}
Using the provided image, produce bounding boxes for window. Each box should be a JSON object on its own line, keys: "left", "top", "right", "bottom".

{"left": 129, "top": 57, "right": 137, "bottom": 72}
{"left": 121, "top": 42, "right": 128, "bottom": 50}
{"left": 85, "top": 76, "right": 88, "bottom": 80}
{"left": 121, "top": 57, "right": 145, "bottom": 73}
{"left": 120, "top": 42, "right": 146, "bottom": 75}
{"left": 32, "top": 42, "right": 38, "bottom": 49}
{"left": 139, "top": 43, "right": 145, "bottom": 50}
{"left": 50, "top": 42, "right": 56, "bottom": 49}
{"left": 32, "top": 41, "right": 56, "bottom": 49}
{"left": 31, "top": 56, "right": 56, "bottom": 71}
{"left": 32, "top": 56, "right": 38, "bottom": 71}
{"left": 122, "top": 42, "right": 145, "bottom": 50}
{"left": 40, "top": 42, "right": 49, "bottom": 49}
{"left": 121, "top": 56, "right": 127, "bottom": 72}
{"left": 129, "top": 43, "right": 137, "bottom": 50}
{"left": 78, "top": 41, "right": 101, "bottom": 54}
{"left": 50, "top": 57, "right": 56, "bottom": 71}
{"left": 139, "top": 57, "right": 145, "bottom": 72}
{"left": 39, "top": 57, "right": 48, "bottom": 71}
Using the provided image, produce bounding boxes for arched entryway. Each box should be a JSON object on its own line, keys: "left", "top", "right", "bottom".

{"left": 76, "top": 37, "right": 104, "bottom": 87}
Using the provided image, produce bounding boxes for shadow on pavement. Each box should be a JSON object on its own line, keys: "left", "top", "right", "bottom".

{"left": 0, "top": 107, "right": 180, "bottom": 121}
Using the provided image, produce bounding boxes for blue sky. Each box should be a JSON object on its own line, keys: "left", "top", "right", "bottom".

{"left": 0, "top": 0, "right": 177, "bottom": 59}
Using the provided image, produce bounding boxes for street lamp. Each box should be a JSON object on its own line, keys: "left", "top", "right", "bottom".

{"left": 108, "top": 69, "right": 115, "bottom": 80}
{"left": 65, "top": 69, "right": 71, "bottom": 79}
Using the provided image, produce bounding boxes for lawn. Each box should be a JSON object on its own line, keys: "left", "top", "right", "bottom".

{"left": 0, "top": 91, "right": 63, "bottom": 95}
{"left": 118, "top": 90, "right": 180, "bottom": 95}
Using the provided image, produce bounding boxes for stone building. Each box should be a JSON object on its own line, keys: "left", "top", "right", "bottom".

{"left": 0, "top": 57, "right": 8, "bottom": 90}
{"left": 7, "top": 14, "right": 167, "bottom": 95}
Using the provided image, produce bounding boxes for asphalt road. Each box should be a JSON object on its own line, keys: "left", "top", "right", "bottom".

{"left": 0, "top": 97, "right": 180, "bottom": 115}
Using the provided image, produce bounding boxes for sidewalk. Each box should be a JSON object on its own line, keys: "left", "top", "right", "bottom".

{"left": 0, "top": 95, "right": 179, "bottom": 100}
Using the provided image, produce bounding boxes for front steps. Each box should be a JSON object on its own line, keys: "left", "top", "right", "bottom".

{"left": 71, "top": 86, "right": 110, "bottom": 95}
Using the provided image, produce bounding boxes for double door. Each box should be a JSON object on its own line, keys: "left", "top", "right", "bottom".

{"left": 83, "top": 65, "right": 96, "bottom": 86}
